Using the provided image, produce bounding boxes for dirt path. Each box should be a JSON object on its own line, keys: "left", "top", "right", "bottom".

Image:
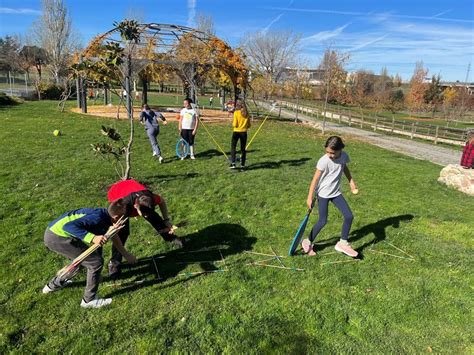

{"left": 259, "top": 102, "right": 462, "bottom": 166}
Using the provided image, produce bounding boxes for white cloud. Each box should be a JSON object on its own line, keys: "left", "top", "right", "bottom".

{"left": 302, "top": 23, "right": 350, "bottom": 44}
{"left": 187, "top": 0, "right": 196, "bottom": 27}
{"left": 0, "top": 7, "right": 41, "bottom": 15}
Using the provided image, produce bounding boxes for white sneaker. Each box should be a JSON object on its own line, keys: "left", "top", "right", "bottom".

{"left": 152, "top": 151, "right": 157, "bottom": 157}
{"left": 80, "top": 296, "right": 112, "bottom": 309}
{"left": 180, "top": 156, "right": 185, "bottom": 161}
{"left": 190, "top": 155, "right": 196, "bottom": 160}
{"left": 42, "top": 280, "right": 73, "bottom": 294}
{"left": 158, "top": 156, "right": 164, "bottom": 163}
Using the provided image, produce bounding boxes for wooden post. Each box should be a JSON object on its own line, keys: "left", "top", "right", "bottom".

{"left": 360, "top": 114, "right": 364, "bottom": 128}
{"left": 434, "top": 126, "right": 439, "bottom": 144}
{"left": 374, "top": 116, "right": 378, "bottom": 131}
{"left": 411, "top": 122, "right": 415, "bottom": 139}
{"left": 348, "top": 112, "right": 352, "bottom": 126}
{"left": 339, "top": 109, "right": 342, "bottom": 124}
{"left": 391, "top": 117, "right": 395, "bottom": 134}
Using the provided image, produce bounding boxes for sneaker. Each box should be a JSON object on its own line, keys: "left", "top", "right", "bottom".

{"left": 301, "top": 239, "right": 316, "bottom": 256}
{"left": 240, "top": 165, "right": 246, "bottom": 171}
{"left": 80, "top": 296, "right": 112, "bottom": 309}
{"left": 190, "top": 155, "right": 196, "bottom": 160}
{"left": 180, "top": 156, "right": 185, "bottom": 161}
{"left": 152, "top": 151, "right": 157, "bottom": 157}
{"left": 42, "top": 280, "right": 73, "bottom": 294}
{"left": 108, "top": 260, "right": 121, "bottom": 279}
{"left": 229, "top": 163, "right": 236, "bottom": 169}
{"left": 158, "top": 156, "right": 164, "bottom": 163}
{"left": 335, "top": 240, "right": 358, "bottom": 257}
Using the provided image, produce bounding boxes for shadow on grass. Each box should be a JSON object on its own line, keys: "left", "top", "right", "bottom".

{"left": 142, "top": 172, "right": 199, "bottom": 184}
{"left": 195, "top": 148, "right": 260, "bottom": 160}
{"left": 104, "top": 223, "right": 256, "bottom": 297}
{"left": 313, "top": 214, "right": 414, "bottom": 256}
{"left": 246, "top": 157, "right": 311, "bottom": 171}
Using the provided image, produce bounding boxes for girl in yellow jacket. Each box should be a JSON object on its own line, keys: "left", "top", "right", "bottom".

{"left": 230, "top": 100, "right": 251, "bottom": 169}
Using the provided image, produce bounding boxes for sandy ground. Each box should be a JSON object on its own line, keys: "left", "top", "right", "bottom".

{"left": 71, "top": 105, "right": 233, "bottom": 123}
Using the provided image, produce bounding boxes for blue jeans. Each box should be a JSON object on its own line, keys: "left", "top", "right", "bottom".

{"left": 308, "top": 194, "right": 353, "bottom": 242}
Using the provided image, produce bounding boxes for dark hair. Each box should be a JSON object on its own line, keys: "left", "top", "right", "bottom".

{"left": 184, "top": 98, "right": 193, "bottom": 104}
{"left": 137, "top": 194, "right": 154, "bottom": 209}
{"left": 143, "top": 104, "right": 150, "bottom": 110}
{"left": 108, "top": 198, "right": 128, "bottom": 217}
{"left": 325, "top": 136, "right": 345, "bottom": 150}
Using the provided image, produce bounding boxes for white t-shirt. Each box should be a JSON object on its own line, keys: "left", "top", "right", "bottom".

{"left": 180, "top": 108, "right": 197, "bottom": 130}
{"left": 316, "top": 151, "right": 350, "bottom": 198}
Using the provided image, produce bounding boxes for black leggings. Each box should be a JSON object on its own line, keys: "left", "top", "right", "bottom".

{"left": 231, "top": 132, "right": 247, "bottom": 166}
{"left": 181, "top": 129, "right": 195, "bottom": 146}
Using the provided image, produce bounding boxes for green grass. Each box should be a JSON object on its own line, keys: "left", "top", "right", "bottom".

{"left": 1, "top": 101, "right": 473, "bottom": 353}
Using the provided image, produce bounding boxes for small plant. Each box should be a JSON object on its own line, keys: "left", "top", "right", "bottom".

{"left": 91, "top": 125, "right": 126, "bottom": 177}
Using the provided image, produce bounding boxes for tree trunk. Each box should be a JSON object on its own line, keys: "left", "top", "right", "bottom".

{"left": 141, "top": 77, "right": 148, "bottom": 106}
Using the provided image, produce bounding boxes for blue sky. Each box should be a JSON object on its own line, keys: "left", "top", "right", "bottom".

{"left": 1, "top": 0, "right": 473, "bottom": 81}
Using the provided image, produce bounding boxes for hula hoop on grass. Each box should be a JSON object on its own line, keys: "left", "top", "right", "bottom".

{"left": 176, "top": 138, "right": 190, "bottom": 159}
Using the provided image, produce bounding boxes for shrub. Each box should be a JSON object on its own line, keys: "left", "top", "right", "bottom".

{"left": 0, "top": 92, "right": 23, "bottom": 106}
{"left": 35, "top": 82, "right": 65, "bottom": 100}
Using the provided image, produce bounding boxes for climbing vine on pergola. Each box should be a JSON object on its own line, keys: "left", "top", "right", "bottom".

{"left": 71, "top": 20, "right": 249, "bottom": 180}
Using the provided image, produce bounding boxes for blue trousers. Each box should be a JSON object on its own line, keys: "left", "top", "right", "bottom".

{"left": 308, "top": 194, "right": 353, "bottom": 242}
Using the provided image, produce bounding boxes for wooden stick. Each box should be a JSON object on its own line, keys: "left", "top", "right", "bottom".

{"left": 251, "top": 263, "right": 305, "bottom": 271}
{"left": 151, "top": 256, "right": 161, "bottom": 280}
{"left": 369, "top": 249, "right": 415, "bottom": 261}
{"left": 102, "top": 279, "right": 146, "bottom": 288}
{"left": 384, "top": 241, "right": 415, "bottom": 259}
{"left": 219, "top": 248, "right": 229, "bottom": 271}
{"left": 244, "top": 251, "right": 287, "bottom": 258}
{"left": 271, "top": 246, "right": 286, "bottom": 268}
{"left": 320, "top": 259, "right": 359, "bottom": 265}
{"left": 174, "top": 260, "right": 224, "bottom": 264}
{"left": 178, "top": 269, "right": 227, "bottom": 277}
{"left": 176, "top": 248, "right": 221, "bottom": 254}
{"left": 245, "top": 257, "right": 276, "bottom": 266}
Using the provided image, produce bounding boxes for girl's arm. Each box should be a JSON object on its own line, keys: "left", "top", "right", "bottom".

{"left": 157, "top": 198, "right": 172, "bottom": 229}
{"left": 307, "top": 169, "right": 322, "bottom": 209}
{"left": 192, "top": 114, "right": 199, "bottom": 135}
{"left": 343, "top": 165, "right": 358, "bottom": 192}
{"left": 111, "top": 235, "right": 137, "bottom": 264}
{"left": 178, "top": 114, "right": 182, "bottom": 131}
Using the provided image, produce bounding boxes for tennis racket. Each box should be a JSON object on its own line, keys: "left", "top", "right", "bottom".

{"left": 175, "top": 138, "right": 190, "bottom": 159}
{"left": 288, "top": 197, "right": 317, "bottom": 256}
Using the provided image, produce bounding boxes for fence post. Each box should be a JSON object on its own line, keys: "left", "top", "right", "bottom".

{"left": 349, "top": 112, "right": 352, "bottom": 126}
{"left": 434, "top": 126, "right": 439, "bottom": 144}
{"left": 374, "top": 116, "right": 378, "bottom": 132}
{"left": 360, "top": 114, "right": 364, "bottom": 128}
{"left": 339, "top": 109, "right": 342, "bottom": 124}
{"left": 391, "top": 117, "right": 395, "bottom": 134}
{"left": 411, "top": 122, "right": 415, "bottom": 139}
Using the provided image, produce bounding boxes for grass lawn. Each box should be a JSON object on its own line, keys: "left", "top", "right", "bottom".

{"left": 1, "top": 101, "right": 473, "bottom": 353}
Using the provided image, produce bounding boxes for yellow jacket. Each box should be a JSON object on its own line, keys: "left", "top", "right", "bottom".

{"left": 233, "top": 110, "right": 251, "bottom": 132}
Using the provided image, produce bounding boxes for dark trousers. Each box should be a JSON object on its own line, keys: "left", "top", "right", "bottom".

{"left": 146, "top": 126, "right": 161, "bottom": 156}
{"left": 231, "top": 132, "right": 247, "bottom": 166}
{"left": 44, "top": 228, "right": 103, "bottom": 302}
{"left": 181, "top": 129, "right": 195, "bottom": 146}
{"left": 308, "top": 194, "right": 354, "bottom": 242}
{"left": 110, "top": 209, "right": 174, "bottom": 263}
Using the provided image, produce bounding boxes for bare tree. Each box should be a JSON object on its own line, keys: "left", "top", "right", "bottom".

{"left": 319, "top": 47, "right": 350, "bottom": 134}
{"left": 196, "top": 13, "right": 215, "bottom": 36}
{"left": 32, "top": 0, "right": 79, "bottom": 84}
{"left": 242, "top": 30, "right": 301, "bottom": 91}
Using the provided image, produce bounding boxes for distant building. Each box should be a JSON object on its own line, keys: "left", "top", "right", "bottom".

{"left": 279, "top": 67, "right": 326, "bottom": 86}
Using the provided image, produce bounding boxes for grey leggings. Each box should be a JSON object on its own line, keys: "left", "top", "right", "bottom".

{"left": 146, "top": 126, "right": 161, "bottom": 156}
{"left": 308, "top": 194, "right": 354, "bottom": 242}
{"left": 44, "top": 228, "right": 103, "bottom": 302}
